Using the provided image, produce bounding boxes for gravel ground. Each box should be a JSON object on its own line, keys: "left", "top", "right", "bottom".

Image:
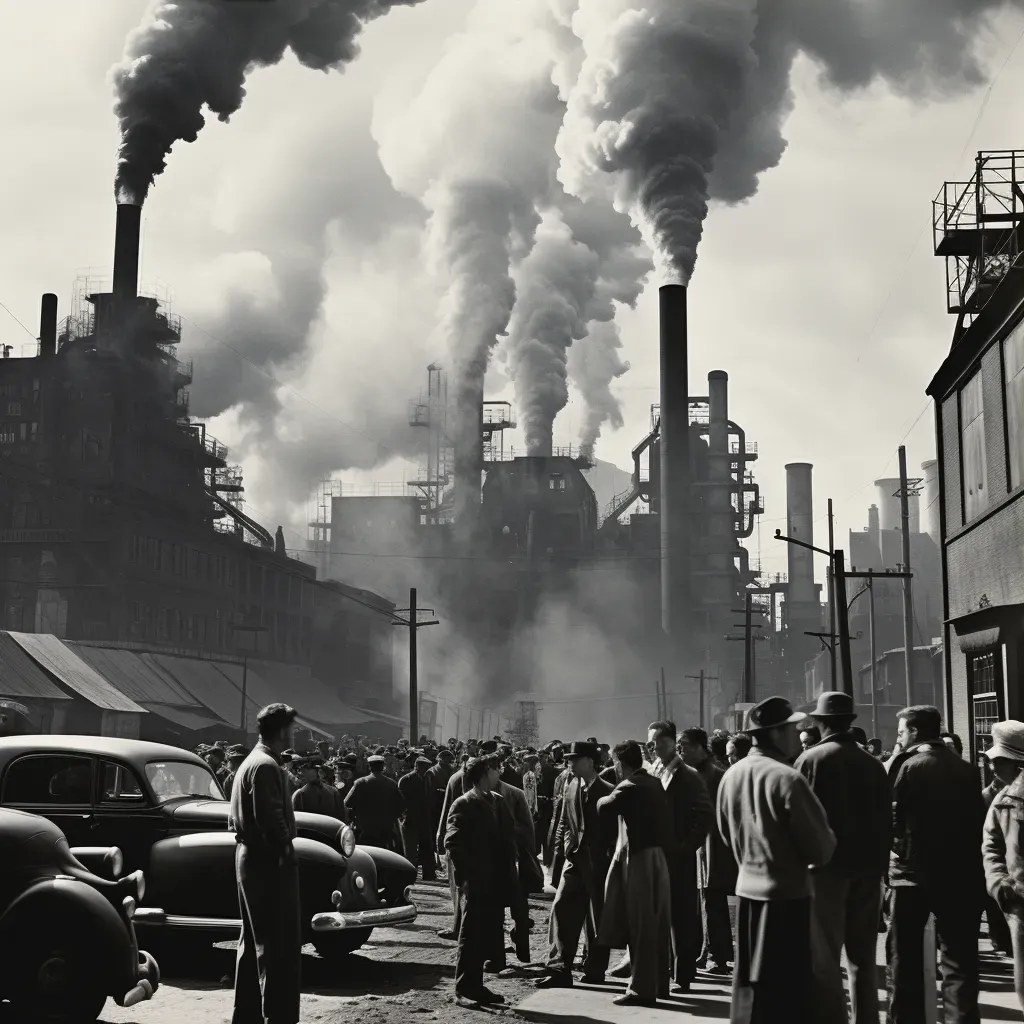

{"left": 95, "top": 879, "right": 555, "bottom": 1024}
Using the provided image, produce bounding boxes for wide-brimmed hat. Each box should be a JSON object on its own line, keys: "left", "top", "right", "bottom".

{"left": 564, "top": 741, "right": 600, "bottom": 762}
{"left": 809, "top": 692, "right": 857, "bottom": 720}
{"left": 986, "top": 721, "right": 1024, "bottom": 763}
{"left": 745, "top": 696, "right": 806, "bottom": 733}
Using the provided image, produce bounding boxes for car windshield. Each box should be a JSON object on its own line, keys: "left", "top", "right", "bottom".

{"left": 145, "top": 760, "right": 225, "bottom": 803}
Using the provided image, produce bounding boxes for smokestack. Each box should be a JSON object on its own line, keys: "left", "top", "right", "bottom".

{"left": 921, "top": 460, "right": 940, "bottom": 543}
{"left": 867, "top": 504, "right": 881, "bottom": 566}
{"left": 659, "top": 284, "right": 691, "bottom": 673}
{"left": 38, "top": 294, "right": 58, "bottom": 358}
{"left": 706, "top": 370, "right": 733, "bottom": 618}
{"left": 785, "top": 464, "right": 815, "bottom": 603}
{"left": 112, "top": 202, "right": 142, "bottom": 300}
{"left": 874, "top": 477, "right": 902, "bottom": 533}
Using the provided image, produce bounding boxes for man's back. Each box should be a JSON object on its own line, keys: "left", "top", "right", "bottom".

{"left": 889, "top": 740, "right": 985, "bottom": 889}
{"left": 795, "top": 732, "right": 891, "bottom": 878}
{"left": 717, "top": 747, "right": 836, "bottom": 901}
{"left": 229, "top": 744, "right": 297, "bottom": 851}
{"left": 599, "top": 769, "right": 674, "bottom": 851}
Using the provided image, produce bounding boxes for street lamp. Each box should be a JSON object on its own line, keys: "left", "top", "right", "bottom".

{"left": 774, "top": 528, "right": 855, "bottom": 697}
{"left": 230, "top": 620, "right": 268, "bottom": 740}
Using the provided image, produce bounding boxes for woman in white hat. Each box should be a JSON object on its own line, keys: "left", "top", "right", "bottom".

{"left": 981, "top": 720, "right": 1024, "bottom": 1010}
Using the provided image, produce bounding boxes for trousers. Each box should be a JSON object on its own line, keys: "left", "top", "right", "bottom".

{"left": 455, "top": 886, "right": 504, "bottom": 996}
{"left": 810, "top": 872, "right": 884, "bottom": 1024}
{"left": 546, "top": 855, "right": 609, "bottom": 977}
{"left": 400, "top": 821, "right": 437, "bottom": 879}
{"left": 232, "top": 845, "right": 302, "bottom": 1024}
{"left": 669, "top": 856, "right": 699, "bottom": 986}
{"left": 700, "top": 888, "right": 734, "bottom": 966}
{"left": 886, "top": 884, "right": 981, "bottom": 1024}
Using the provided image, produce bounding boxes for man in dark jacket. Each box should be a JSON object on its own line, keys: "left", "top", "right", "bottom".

{"left": 887, "top": 704, "right": 985, "bottom": 1024}
{"left": 445, "top": 756, "right": 519, "bottom": 1007}
{"left": 647, "top": 719, "right": 713, "bottom": 994}
{"left": 228, "top": 703, "right": 302, "bottom": 1024}
{"left": 436, "top": 759, "right": 468, "bottom": 939}
{"left": 427, "top": 748, "right": 455, "bottom": 834}
{"left": 536, "top": 749, "right": 559, "bottom": 865}
{"left": 291, "top": 758, "right": 344, "bottom": 818}
{"left": 680, "top": 727, "right": 737, "bottom": 974}
{"left": 399, "top": 756, "right": 437, "bottom": 881}
{"left": 795, "top": 692, "right": 891, "bottom": 1024}
{"left": 344, "top": 754, "right": 405, "bottom": 850}
{"left": 537, "top": 741, "right": 615, "bottom": 989}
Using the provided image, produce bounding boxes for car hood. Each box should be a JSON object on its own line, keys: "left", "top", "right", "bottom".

{"left": 170, "top": 800, "right": 344, "bottom": 843}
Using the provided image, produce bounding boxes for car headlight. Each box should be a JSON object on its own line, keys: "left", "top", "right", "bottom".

{"left": 121, "top": 869, "right": 146, "bottom": 902}
{"left": 122, "top": 896, "right": 137, "bottom": 919}
{"left": 338, "top": 825, "right": 356, "bottom": 858}
{"left": 106, "top": 848, "right": 124, "bottom": 879}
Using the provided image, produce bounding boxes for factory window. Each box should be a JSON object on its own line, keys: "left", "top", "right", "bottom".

{"left": 5, "top": 401, "right": 22, "bottom": 417}
{"left": 969, "top": 648, "right": 1004, "bottom": 780}
{"left": 549, "top": 474, "right": 566, "bottom": 491}
{"left": 1004, "top": 321, "right": 1024, "bottom": 490}
{"left": 0, "top": 383, "right": 20, "bottom": 398}
{"left": 0, "top": 424, "right": 15, "bottom": 444}
{"left": 960, "top": 370, "right": 988, "bottom": 522}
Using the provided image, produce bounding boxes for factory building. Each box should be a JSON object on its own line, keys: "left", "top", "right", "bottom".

{"left": 0, "top": 203, "right": 398, "bottom": 729}
{"left": 928, "top": 150, "right": 1024, "bottom": 767}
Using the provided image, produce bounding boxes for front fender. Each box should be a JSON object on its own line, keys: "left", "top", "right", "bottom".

{"left": 359, "top": 846, "right": 416, "bottom": 902}
{"left": 0, "top": 878, "right": 138, "bottom": 998}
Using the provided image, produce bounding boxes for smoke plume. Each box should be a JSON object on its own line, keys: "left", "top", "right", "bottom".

{"left": 112, "top": 0, "right": 427, "bottom": 203}
{"left": 557, "top": 0, "right": 1020, "bottom": 284}
{"left": 373, "top": 0, "right": 571, "bottom": 519}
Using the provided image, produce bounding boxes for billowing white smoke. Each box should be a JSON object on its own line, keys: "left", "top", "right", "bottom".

{"left": 373, "top": 0, "right": 570, "bottom": 515}
{"left": 557, "top": 0, "right": 1023, "bottom": 283}
{"left": 112, "top": 0, "right": 429, "bottom": 203}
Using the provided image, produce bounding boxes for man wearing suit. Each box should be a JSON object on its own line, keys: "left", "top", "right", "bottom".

{"left": 399, "top": 756, "right": 438, "bottom": 881}
{"left": 228, "top": 703, "right": 302, "bottom": 1024}
{"left": 537, "top": 741, "right": 616, "bottom": 988}
{"left": 344, "top": 754, "right": 405, "bottom": 850}
{"left": 494, "top": 772, "right": 543, "bottom": 964}
{"left": 445, "top": 756, "right": 519, "bottom": 1007}
{"left": 649, "top": 720, "right": 714, "bottom": 994}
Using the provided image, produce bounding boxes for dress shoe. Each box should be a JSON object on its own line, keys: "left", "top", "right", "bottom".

{"left": 671, "top": 982, "right": 691, "bottom": 995}
{"left": 479, "top": 988, "right": 505, "bottom": 1004}
{"left": 579, "top": 973, "right": 606, "bottom": 985}
{"left": 608, "top": 956, "right": 631, "bottom": 978}
{"left": 705, "top": 961, "right": 731, "bottom": 975}
{"left": 613, "top": 994, "right": 657, "bottom": 1007}
{"left": 436, "top": 929, "right": 457, "bottom": 940}
{"left": 483, "top": 959, "right": 506, "bottom": 973}
{"left": 535, "top": 973, "right": 573, "bottom": 989}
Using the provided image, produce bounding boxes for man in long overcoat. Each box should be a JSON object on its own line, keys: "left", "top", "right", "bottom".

{"left": 445, "top": 756, "right": 519, "bottom": 1007}
{"left": 399, "top": 756, "right": 437, "bottom": 881}
{"left": 436, "top": 757, "right": 468, "bottom": 939}
{"left": 228, "top": 703, "right": 303, "bottom": 1024}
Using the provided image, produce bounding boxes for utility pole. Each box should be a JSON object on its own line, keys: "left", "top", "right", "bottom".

{"left": 833, "top": 550, "right": 854, "bottom": 697}
{"left": 827, "top": 498, "right": 837, "bottom": 690}
{"left": 686, "top": 670, "right": 721, "bottom": 732}
{"left": 729, "top": 596, "right": 766, "bottom": 704}
{"left": 868, "top": 580, "right": 877, "bottom": 739}
{"left": 392, "top": 588, "right": 439, "bottom": 743}
{"left": 897, "top": 447, "right": 921, "bottom": 707}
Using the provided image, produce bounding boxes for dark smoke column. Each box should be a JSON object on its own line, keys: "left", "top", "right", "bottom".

{"left": 112, "top": 0, "right": 428, "bottom": 204}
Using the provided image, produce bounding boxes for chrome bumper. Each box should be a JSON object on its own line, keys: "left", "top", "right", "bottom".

{"left": 133, "top": 908, "right": 242, "bottom": 930}
{"left": 311, "top": 902, "right": 418, "bottom": 932}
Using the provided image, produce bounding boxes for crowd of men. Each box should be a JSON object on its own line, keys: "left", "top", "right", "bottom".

{"left": 217, "top": 694, "right": 1024, "bottom": 1024}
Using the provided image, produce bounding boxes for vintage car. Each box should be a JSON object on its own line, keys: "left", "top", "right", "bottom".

{"left": 0, "top": 736, "right": 418, "bottom": 958}
{"left": 0, "top": 806, "right": 160, "bottom": 1023}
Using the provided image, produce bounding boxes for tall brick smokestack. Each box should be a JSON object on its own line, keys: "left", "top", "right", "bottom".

{"left": 113, "top": 202, "right": 142, "bottom": 300}
{"left": 38, "top": 294, "right": 58, "bottom": 358}
{"left": 659, "top": 284, "right": 690, "bottom": 679}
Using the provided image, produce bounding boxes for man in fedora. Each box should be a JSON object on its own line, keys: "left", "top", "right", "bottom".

{"left": 795, "top": 692, "right": 891, "bottom": 1024}
{"left": 717, "top": 696, "right": 836, "bottom": 1024}
{"left": 982, "top": 720, "right": 1024, "bottom": 1013}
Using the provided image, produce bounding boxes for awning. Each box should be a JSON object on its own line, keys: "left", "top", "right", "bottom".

{"left": 7, "top": 632, "right": 145, "bottom": 713}
{"left": 249, "top": 660, "right": 375, "bottom": 728}
{"left": 346, "top": 706, "right": 410, "bottom": 730}
{"left": 64, "top": 643, "right": 201, "bottom": 707}
{"left": 211, "top": 663, "right": 335, "bottom": 740}
{"left": 142, "top": 653, "right": 258, "bottom": 731}
{"left": 141, "top": 702, "right": 225, "bottom": 733}
{"left": 0, "top": 632, "right": 70, "bottom": 702}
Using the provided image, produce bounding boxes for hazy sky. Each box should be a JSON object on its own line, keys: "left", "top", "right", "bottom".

{"left": 1, "top": 0, "right": 1022, "bottom": 593}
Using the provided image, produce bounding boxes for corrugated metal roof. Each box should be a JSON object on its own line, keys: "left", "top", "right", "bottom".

{"left": 247, "top": 660, "right": 374, "bottom": 727}
{"left": 0, "top": 633, "right": 70, "bottom": 702}
{"left": 211, "top": 663, "right": 336, "bottom": 739}
{"left": 7, "top": 632, "right": 145, "bottom": 713}
{"left": 63, "top": 644, "right": 200, "bottom": 707}
{"left": 141, "top": 702, "right": 225, "bottom": 732}
{"left": 142, "top": 653, "right": 258, "bottom": 732}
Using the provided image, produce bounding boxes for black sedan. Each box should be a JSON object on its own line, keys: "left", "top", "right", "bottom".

{"left": 0, "top": 736, "right": 418, "bottom": 958}
{"left": 0, "top": 806, "right": 160, "bottom": 1023}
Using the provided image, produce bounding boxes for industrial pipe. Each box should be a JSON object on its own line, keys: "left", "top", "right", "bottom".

{"left": 39, "top": 293, "right": 58, "bottom": 357}
{"left": 113, "top": 202, "right": 142, "bottom": 300}
{"left": 659, "top": 284, "right": 690, "bottom": 672}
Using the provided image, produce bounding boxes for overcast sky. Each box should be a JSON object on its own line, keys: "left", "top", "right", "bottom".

{"left": 1, "top": 1, "right": 1022, "bottom": 591}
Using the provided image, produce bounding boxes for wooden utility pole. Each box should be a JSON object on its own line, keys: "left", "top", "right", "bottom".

{"left": 686, "top": 670, "right": 720, "bottom": 732}
{"left": 827, "top": 498, "right": 837, "bottom": 690}
{"left": 392, "top": 588, "right": 439, "bottom": 743}
{"left": 729, "top": 596, "right": 765, "bottom": 704}
{"left": 833, "top": 550, "right": 855, "bottom": 697}
{"left": 897, "top": 447, "right": 920, "bottom": 707}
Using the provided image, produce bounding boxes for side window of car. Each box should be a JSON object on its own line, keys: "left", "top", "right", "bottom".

{"left": 1, "top": 755, "right": 94, "bottom": 805}
{"left": 99, "top": 761, "right": 145, "bottom": 804}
